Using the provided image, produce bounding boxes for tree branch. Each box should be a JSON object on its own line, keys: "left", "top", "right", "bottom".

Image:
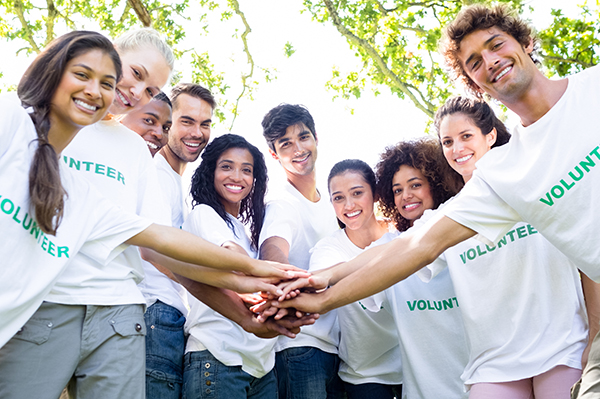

{"left": 45, "top": 0, "right": 58, "bottom": 46}
{"left": 12, "top": 0, "right": 40, "bottom": 53}
{"left": 128, "top": 0, "right": 152, "bottom": 27}
{"left": 323, "top": 0, "right": 435, "bottom": 117}
{"left": 542, "top": 54, "right": 596, "bottom": 68}
{"left": 228, "top": 0, "right": 255, "bottom": 131}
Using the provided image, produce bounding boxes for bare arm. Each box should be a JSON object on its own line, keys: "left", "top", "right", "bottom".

{"left": 177, "top": 275, "right": 316, "bottom": 339}
{"left": 259, "top": 236, "right": 290, "bottom": 263}
{"left": 277, "top": 215, "right": 475, "bottom": 314}
{"left": 581, "top": 272, "right": 600, "bottom": 367}
{"left": 129, "top": 224, "right": 296, "bottom": 280}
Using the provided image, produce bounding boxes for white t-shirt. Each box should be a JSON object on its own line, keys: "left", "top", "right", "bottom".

{"left": 442, "top": 65, "right": 600, "bottom": 281}
{"left": 0, "top": 95, "right": 151, "bottom": 347}
{"left": 259, "top": 182, "right": 340, "bottom": 353}
{"left": 137, "top": 153, "right": 189, "bottom": 316}
{"left": 310, "top": 229, "right": 402, "bottom": 386}
{"left": 417, "top": 214, "right": 587, "bottom": 386}
{"left": 45, "top": 120, "right": 170, "bottom": 305}
{"left": 363, "top": 232, "right": 469, "bottom": 399}
{"left": 183, "top": 204, "right": 276, "bottom": 378}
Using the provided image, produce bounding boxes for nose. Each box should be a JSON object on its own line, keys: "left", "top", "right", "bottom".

{"left": 402, "top": 189, "right": 413, "bottom": 202}
{"left": 344, "top": 197, "right": 354, "bottom": 210}
{"left": 149, "top": 126, "right": 163, "bottom": 140}
{"left": 129, "top": 82, "right": 145, "bottom": 101}
{"left": 84, "top": 80, "right": 101, "bottom": 99}
{"left": 482, "top": 49, "right": 500, "bottom": 70}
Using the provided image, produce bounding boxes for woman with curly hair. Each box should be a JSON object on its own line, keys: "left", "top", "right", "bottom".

{"left": 367, "top": 137, "right": 469, "bottom": 399}
{"left": 433, "top": 97, "right": 586, "bottom": 398}
{"left": 182, "top": 133, "right": 278, "bottom": 399}
{"left": 376, "top": 137, "right": 463, "bottom": 232}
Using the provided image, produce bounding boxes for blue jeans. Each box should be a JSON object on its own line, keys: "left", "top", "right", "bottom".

{"left": 344, "top": 382, "right": 401, "bottom": 399}
{"left": 145, "top": 301, "right": 186, "bottom": 399}
{"left": 182, "top": 350, "right": 277, "bottom": 399}
{"left": 275, "top": 347, "right": 345, "bottom": 399}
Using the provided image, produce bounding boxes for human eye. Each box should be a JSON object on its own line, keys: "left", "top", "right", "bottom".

{"left": 163, "top": 124, "right": 171, "bottom": 134}
{"left": 332, "top": 195, "right": 343, "bottom": 202}
{"left": 470, "top": 59, "right": 481, "bottom": 71}
{"left": 132, "top": 68, "right": 142, "bottom": 79}
{"left": 143, "top": 118, "right": 156, "bottom": 125}
{"left": 74, "top": 71, "right": 88, "bottom": 80}
{"left": 393, "top": 188, "right": 402, "bottom": 195}
{"left": 101, "top": 80, "right": 114, "bottom": 90}
{"left": 412, "top": 183, "right": 422, "bottom": 189}
{"left": 220, "top": 164, "right": 231, "bottom": 170}
{"left": 146, "top": 87, "right": 154, "bottom": 98}
{"left": 279, "top": 141, "right": 290, "bottom": 149}
{"left": 441, "top": 139, "right": 452, "bottom": 147}
{"left": 353, "top": 190, "right": 363, "bottom": 197}
{"left": 491, "top": 41, "right": 503, "bottom": 50}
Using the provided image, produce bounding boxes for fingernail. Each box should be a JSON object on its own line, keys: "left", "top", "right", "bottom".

{"left": 276, "top": 289, "right": 283, "bottom": 296}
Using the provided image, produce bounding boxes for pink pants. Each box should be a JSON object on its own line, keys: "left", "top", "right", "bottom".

{"left": 469, "top": 366, "right": 582, "bottom": 399}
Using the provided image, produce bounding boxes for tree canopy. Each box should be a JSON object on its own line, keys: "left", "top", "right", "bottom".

{"left": 0, "top": 0, "right": 597, "bottom": 122}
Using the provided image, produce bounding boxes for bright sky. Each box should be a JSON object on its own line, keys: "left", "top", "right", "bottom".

{"left": 0, "top": 0, "right": 583, "bottom": 193}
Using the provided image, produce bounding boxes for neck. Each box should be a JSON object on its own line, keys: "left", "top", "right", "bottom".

{"left": 500, "top": 72, "right": 568, "bottom": 127}
{"left": 47, "top": 116, "right": 79, "bottom": 155}
{"left": 286, "top": 169, "right": 319, "bottom": 202}
{"left": 345, "top": 216, "right": 388, "bottom": 249}
{"left": 159, "top": 146, "right": 187, "bottom": 176}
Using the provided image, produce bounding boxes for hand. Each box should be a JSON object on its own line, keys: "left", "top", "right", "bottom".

{"left": 228, "top": 274, "right": 286, "bottom": 297}
{"left": 239, "top": 293, "right": 266, "bottom": 309}
{"left": 271, "top": 291, "right": 328, "bottom": 314}
{"left": 278, "top": 272, "right": 330, "bottom": 300}
{"left": 241, "top": 312, "right": 319, "bottom": 339}
{"left": 248, "top": 259, "right": 312, "bottom": 280}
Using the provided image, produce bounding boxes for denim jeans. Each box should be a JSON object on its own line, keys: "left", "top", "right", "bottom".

{"left": 343, "top": 382, "right": 402, "bottom": 399}
{"left": 145, "top": 300, "right": 186, "bottom": 399}
{"left": 182, "top": 350, "right": 277, "bottom": 399}
{"left": 275, "top": 347, "right": 345, "bottom": 399}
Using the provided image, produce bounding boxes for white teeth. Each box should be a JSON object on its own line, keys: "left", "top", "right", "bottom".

{"left": 404, "top": 203, "right": 420, "bottom": 211}
{"left": 184, "top": 141, "right": 200, "bottom": 147}
{"left": 494, "top": 66, "right": 511, "bottom": 82}
{"left": 117, "top": 90, "right": 131, "bottom": 106}
{"left": 294, "top": 154, "right": 309, "bottom": 162}
{"left": 456, "top": 154, "right": 472, "bottom": 163}
{"left": 225, "top": 184, "right": 243, "bottom": 191}
{"left": 146, "top": 141, "right": 158, "bottom": 150}
{"left": 346, "top": 210, "right": 361, "bottom": 218}
{"left": 74, "top": 99, "right": 98, "bottom": 111}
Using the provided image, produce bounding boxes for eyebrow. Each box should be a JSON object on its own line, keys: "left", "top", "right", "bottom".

{"left": 143, "top": 112, "right": 159, "bottom": 119}
{"left": 73, "top": 63, "right": 117, "bottom": 81}
{"left": 179, "top": 115, "right": 197, "bottom": 123}
{"left": 218, "top": 159, "right": 254, "bottom": 167}
{"left": 465, "top": 33, "right": 501, "bottom": 67}
{"left": 201, "top": 118, "right": 212, "bottom": 125}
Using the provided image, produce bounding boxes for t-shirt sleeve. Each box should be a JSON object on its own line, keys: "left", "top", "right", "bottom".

{"left": 258, "top": 200, "right": 298, "bottom": 248}
{"left": 0, "top": 93, "right": 29, "bottom": 159}
{"left": 360, "top": 290, "right": 387, "bottom": 313}
{"left": 443, "top": 172, "right": 521, "bottom": 246}
{"left": 309, "top": 239, "right": 344, "bottom": 272}
{"left": 76, "top": 182, "right": 152, "bottom": 264}
{"left": 182, "top": 204, "right": 235, "bottom": 246}
{"left": 135, "top": 147, "right": 171, "bottom": 226}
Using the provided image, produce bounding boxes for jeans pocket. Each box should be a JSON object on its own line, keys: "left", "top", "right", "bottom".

{"left": 110, "top": 315, "right": 147, "bottom": 337}
{"left": 284, "top": 346, "right": 318, "bottom": 362}
{"left": 13, "top": 318, "right": 53, "bottom": 345}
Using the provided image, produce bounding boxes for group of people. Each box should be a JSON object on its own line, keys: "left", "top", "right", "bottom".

{"left": 1, "top": 3, "right": 599, "bottom": 399}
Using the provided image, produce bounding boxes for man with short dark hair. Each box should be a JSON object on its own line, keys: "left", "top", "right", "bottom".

{"left": 259, "top": 104, "right": 344, "bottom": 399}
{"left": 273, "top": 5, "right": 600, "bottom": 398}
{"left": 139, "top": 83, "right": 215, "bottom": 399}
{"left": 121, "top": 92, "right": 172, "bottom": 157}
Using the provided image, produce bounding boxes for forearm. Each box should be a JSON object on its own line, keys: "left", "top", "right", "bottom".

{"left": 321, "top": 216, "right": 474, "bottom": 312}
{"left": 177, "top": 275, "right": 250, "bottom": 328}
{"left": 582, "top": 272, "right": 600, "bottom": 339}
{"left": 131, "top": 224, "right": 256, "bottom": 274}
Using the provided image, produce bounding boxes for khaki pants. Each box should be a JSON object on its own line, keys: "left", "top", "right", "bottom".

{"left": 572, "top": 329, "right": 600, "bottom": 398}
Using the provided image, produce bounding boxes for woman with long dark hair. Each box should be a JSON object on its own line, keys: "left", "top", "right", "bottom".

{"left": 182, "top": 134, "right": 278, "bottom": 398}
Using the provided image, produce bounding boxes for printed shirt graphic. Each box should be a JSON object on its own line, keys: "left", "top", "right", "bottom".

{"left": 0, "top": 95, "right": 150, "bottom": 347}
{"left": 417, "top": 202, "right": 587, "bottom": 386}
{"left": 443, "top": 65, "right": 600, "bottom": 281}
{"left": 46, "top": 120, "right": 170, "bottom": 306}
{"left": 363, "top": 232, "right": 469, "bottom": 399}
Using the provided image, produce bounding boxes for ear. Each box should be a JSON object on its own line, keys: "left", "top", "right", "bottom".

{"left": 524, "top": 37, "right": 534, "bottom": 54}
{"left": 268, "top": 148, "right": 279, "bottom": 160}
{"left": 486, "top": 127, "right": 497, "bottom": 148}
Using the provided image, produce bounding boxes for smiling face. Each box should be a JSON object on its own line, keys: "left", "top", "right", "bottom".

{"left": 439, "top": 112, "right": 496, "bottom": 182}
{"left": 167, "top": 93, "right": 213, "bottom": 163}
{"left": 329, "top": 171, "right": 376, "bottom": 232}
{"left": 214, "top": 147, "right": 254, "bottom": 217}
{"left": 121, "top": 99, "right": 172, "bottom": 156}
{"left": 458, "top": 27, "right": 536, "bottom": 103}
{"left": 392, "top": 165, "right": 435, "bottom": 225}
{"left": 269, "top": 123, "right": 317, "bottom": 178}
{"left": 110, "top": 46, "right": 170, "bottom": 115}
{"left": 50, "top": 49, "right": 117, "bottom": 139}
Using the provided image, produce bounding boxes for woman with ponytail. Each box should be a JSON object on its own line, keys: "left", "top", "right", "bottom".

{"left": 0, "top": 31, "right": 302, "bottom": 399}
